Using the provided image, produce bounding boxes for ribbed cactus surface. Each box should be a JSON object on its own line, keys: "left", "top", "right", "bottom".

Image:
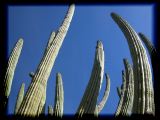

{"left": 115, "top": 70, "right": 126, "bottom": 116}
{"left": 4, "top": 38, "right": 23, "bottom": 98}
{"left": 17, "top": 4, "right": 75, "bottom": 116}
{"left": 111, "top": 12, "right": 154, "bottom": 115}
{"left": 116, "top": 59, "right": 134, "bottom": 116}
{"left": 14, "top": 83, "right": 25, "bottom": 114}
{"left": 96, "top": 73, "right": 110, "bottom": 114}
{"left": 53, "top": 73, "right": 64, "bottom": 117}
{"left": 76, "top": 40, "right": 104, "bottom": 117}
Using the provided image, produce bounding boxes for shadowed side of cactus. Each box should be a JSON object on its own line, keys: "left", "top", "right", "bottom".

{"left": 53, "top": 73, "right": 64, "bottom": 117}
{"left": 139, "top": 33, "right": 159, "bottom": 115}
{"left": 111, "top": 12, "right": 154, "bottom": 115}
{"left": 0, "top": 38, "right": 23, "bottom": 114}
{"left": 76, "top": 40, "right": 104, "bottom": 118}
{"left": 17, "top": 4, "right": 75, "bottom": 116}
{"left": 14, "top": 83, "right": 25, "bottom": 114}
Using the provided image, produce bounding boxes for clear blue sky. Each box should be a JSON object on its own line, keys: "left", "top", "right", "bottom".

{"left": 8, "top": 4, "right": 154, "bottom": 115}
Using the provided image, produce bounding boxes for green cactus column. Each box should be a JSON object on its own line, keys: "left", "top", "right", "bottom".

{"left": 111, "top": 12, "right": 154, "bottom": 115}
{"left": 53, "top": 73, "right": 64, "bottom": 117}
{"left": 17, "top": 4, "right": 75, "bottom": 116}
{"left": 139, "top": 33, "right": 157, "bottom": 115}
{"left": 76, "top": 40, "right": 104, "bottom": 117}
{"left": 14, "top": 83, "right": 25, "bottom": 114}
{"left": 1, "top": 38, "right": 23, "bottom": 114}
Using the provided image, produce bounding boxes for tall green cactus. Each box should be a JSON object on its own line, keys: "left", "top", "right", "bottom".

{"left": 1, "top": 38, "right": 23, "bottom": 114}
{"left": 111, "top": 12, "right": 155, "bottom": 115}
{"left": 53, "top": 73, "right": 64, "bottom": 117}
{"left": 76, "top": 40, "right": 105, "bottom": 117}
{"left": 16, "top": 4, "right": 75, "bottom": 116}
{"left": 48, "top": 105, "right": 53, "bottom": 115}
{"left": 138, "top": 33, "right": 158, "bottom": 115}
{"left": 14, "top": 83, "right": 25, "bottom": 114}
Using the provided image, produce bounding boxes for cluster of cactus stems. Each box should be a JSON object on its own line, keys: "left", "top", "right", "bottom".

{"left": 111, "top": 12, "right": 155, "bottom": 115}
{"left": 1, "top": 4, "right": 157, "bottom": 118}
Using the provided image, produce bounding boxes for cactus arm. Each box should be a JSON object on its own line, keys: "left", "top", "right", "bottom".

{"left": 53, "top": 73, "right": 64, "bottom": 117}
{"left": 48, "top": 105, "right": 53, "bottom": 115}
{"left": 138, "top": 33, "right": 157, "bottom": 55}
{"left": 138, "top": 33, "right": 157, "bottom": 115}
{"left": 119, "top": 59, "right": 134, "bottom": 116}
{"left": 96, "top": 73, "right": 110, "bottom": 114}
{"left": 14, "top": 83, "right": 25, "bottom": 114}
{"left": 17, "top": 4, "right": 75, "bottom": 116}
{"left": 76, "top": 40, "right": 104, "bottom": 117}
{"left": 111, "top": 12, "right": 154, "bottom": 114}
{"left": 115, "top": 71, "right": 126, "bottom": 116}
{"left": 1, "top": 38, "right": 23, "bottom": 114}
{"left": 4, "top": 38, "right": 23, "bottom": 98}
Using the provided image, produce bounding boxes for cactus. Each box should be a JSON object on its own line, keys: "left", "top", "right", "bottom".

{"left": 138, "top": 33, "right": 159, "bottom": 115}
{"left": 16, "top": 4, "right": 75, "bottom": 116}
{"left": 115, "top": 70, "right": 126, "bottom": 116}
{"left": 96, "top": 73, "right": 110, "bottom": 114}
{"left": 76, "top": 40, "right": 105, "bottom": 118}
{"left": 116, "top": 59, "right": 134, "bottom": 116}
{"left": 1, "top": 38, "right": 23, "bottom": 114}
{"left": 14, "top": 83, "right": 25, "bottom": 114}
{"left": 111, "top": 12, "right": 155, "bottom": 115}
{"left": 53, "top": 73, "right": 64, "bottom": 117}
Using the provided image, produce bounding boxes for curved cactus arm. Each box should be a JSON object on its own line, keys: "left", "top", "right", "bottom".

{"left": 119, "top": 59, "right": 134, "bottom": 116}
{"left": 17, "top": 4, "right": 75, "bottom": 116}
{"left": 96, "top": 73, "right": 110, "bottom": 114}
{"left": 48, "top": 105, "right": 53, "bottom": 115}
{"left": 53, "top": 73, "right": 64, "bottom": 118}
{"left": 14, "top": 83, "right": 25, "bottom": 114}
{"left": 138, "top": 33, "right": 157, "bottom": 55}
{"left": 115, "top": 70, "right": 126, "bottom": 116}
{"left": 76, "top": 40, "right": 104, "bottom": 118}
{"left": 138, "top": 33, "right": 157, "bottom": 115}
{"left": 111, "top": 12, "right": 154, "bottom": 115}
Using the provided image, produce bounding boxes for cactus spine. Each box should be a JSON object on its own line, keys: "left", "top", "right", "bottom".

{"left": 14, "top": 83, "right": 25, "bottom": 114}
{"left": 53, "top": 73, "right": 64, "bottom": 117}
{"left": 111, "top": 12, "right": 155, "bottom": 115}
{"left": 76, "top": 40, "right": 104, "bottom": 117}
{"left": 17, "top": 4, "right": 75, "bottom": 116}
